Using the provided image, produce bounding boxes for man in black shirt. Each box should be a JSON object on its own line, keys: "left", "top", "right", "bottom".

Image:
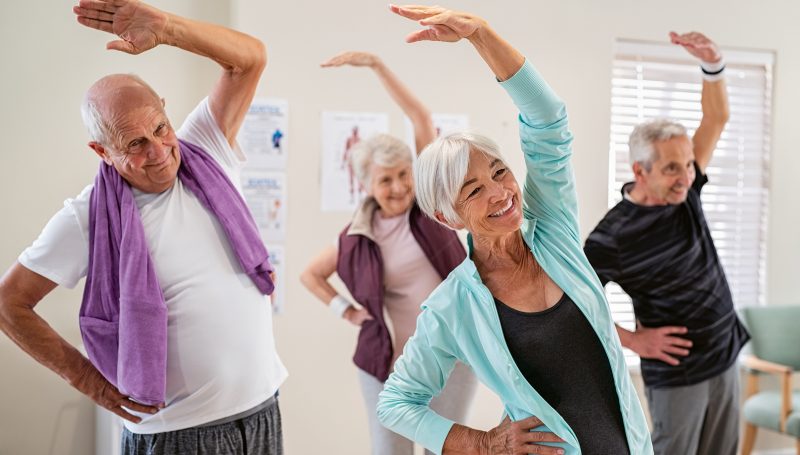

{"left": 584, "top": 32, "right": 749, "bottom": 455}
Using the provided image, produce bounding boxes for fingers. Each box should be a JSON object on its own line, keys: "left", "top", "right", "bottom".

{"left": 120, "top": 398, "right": 161, "bottom": 415}
{"left": 524, "top": 443, "right": 566, "bottom": 455}
{"left": 657, "top": 353, "right": 680, "bottom": 366}
{"left": 77, "top": 0, "right": 118, "bottom": 14}
{"left": 665, "top": 335, "right": 692, "bottom": 348}
{"left": 73, "top": 5, "right": 114, "bottom": 22}
{"left": 670, "top": 31, "right": 713, "bottom": 50}
{"left": 108, "top": 401, "right": 161, "bottom": 423}
{"left": 106, "top": 39, "right": 138, "bottom": 54}
{"left": 406, "top": 25, "right": 457, "bottom": 43}
{"left": 418, "top": 11, "right": 451, "bottom": 26}
{"left": 75, "top": 15, "right": 114, "bottom": 33}
{"left": 406, "top": 29, "right": 437, "bottom": 43}
{"left": 389, "top": 4, "right": 445, "bottom": 21}
{"left": 359, "top": 310, "right": 374, "bottom": 324}
{"left": 660, "top": 326, "right": 688, "bottom": 335}
{"left": 663, "top": 345, "right": 690, "bottom": 357}
{"left": 320, "top": 51, "right": 376, "bottom": 68}
{"left": 516, "top": 415, "right": 545, "bottom": 429}
{"left": 660, "top": 327, "right": 692, "bottom": 348}
{"left": 320, "top": 51, "right": 350, "bottom": 67}
{"left": 669, "top": 31, "right": 687, "bottom": 45}
{"left": 320, "top": 58, "right": 344, "bottom": 67}
{"left": 110, "top": 406, "right": 143, "bottom": 423}
{"left": 523, "top": 431, "right": 566, "bottom": 444}
{"left": 669, "top": 32, "right": 696, "bottom": 48}
{"left": 110, "top": 393, "right": 165, "bottom": 422}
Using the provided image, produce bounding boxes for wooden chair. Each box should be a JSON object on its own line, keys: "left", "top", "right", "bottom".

{"left": 740, "top": 305, "right": 800, "bottom": 455}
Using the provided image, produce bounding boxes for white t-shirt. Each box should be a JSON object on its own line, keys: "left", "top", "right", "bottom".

{"left": 18, "top": 98, "right": 288, "bottom": 434}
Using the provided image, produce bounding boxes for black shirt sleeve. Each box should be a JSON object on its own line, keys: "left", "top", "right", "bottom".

{"left": 584, "top": 224, "right": 621, "bottom": 287}
{"left": 692, "top": 161, "right": 709, "bottom": 193}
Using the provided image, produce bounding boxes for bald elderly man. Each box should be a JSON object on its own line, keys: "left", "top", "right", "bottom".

{"left": 0, "top": 1, "right": 286, "bottom": 453}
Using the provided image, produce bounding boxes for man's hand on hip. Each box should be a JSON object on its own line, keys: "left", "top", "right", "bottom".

{"left": 72, "top": 361, "right": 163, "bottom": 423}
{"left": 630, "top": 324, "right": 693, "bottom": 366}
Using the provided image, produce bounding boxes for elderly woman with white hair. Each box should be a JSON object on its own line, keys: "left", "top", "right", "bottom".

{"left": 300, "top": 51, "right": 477, "bottom": 455}
{"left": 377, "top": 5, "right": 653, "bottom": 455}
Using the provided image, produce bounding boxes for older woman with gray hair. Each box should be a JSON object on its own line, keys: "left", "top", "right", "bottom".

{"left": 300, "top": 51, "right": 477, "bottom": 455}
{"left": 377, "top": 5, "right": 653, "bottom": 455}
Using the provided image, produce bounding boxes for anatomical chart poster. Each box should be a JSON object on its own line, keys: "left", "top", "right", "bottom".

{"left": 320, "top": 111, "right": 389, "bottom": 212}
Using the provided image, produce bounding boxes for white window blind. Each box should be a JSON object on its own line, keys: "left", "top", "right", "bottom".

{"left": 608, "top": 40, "right": 773, "bottom": 366}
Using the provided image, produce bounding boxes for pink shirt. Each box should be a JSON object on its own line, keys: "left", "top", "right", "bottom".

{"left": 372, "top": 209, "right": 443, "bottom": 365}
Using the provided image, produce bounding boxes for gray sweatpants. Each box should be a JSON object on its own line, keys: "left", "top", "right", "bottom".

{"left": 646, "top": 362, "right": 740, "bottom": 455}
{"left": 121, "top": 396, "right": 283, "bottom": 455}
{"left": 358, "top": 362, "right": 478, "bottom": 455}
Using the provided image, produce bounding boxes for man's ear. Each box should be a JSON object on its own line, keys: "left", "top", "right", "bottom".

{"left": 632, "top": 161, "right": 647, "bottom": 182}
{"left": 88, "top": 142, "right": 113, "bottom": 165}
{"left": 434, "top": 211, "right": 464, "bottom": 231}
{"left": 161, "top": 97, "right": 166, "bottom": 108}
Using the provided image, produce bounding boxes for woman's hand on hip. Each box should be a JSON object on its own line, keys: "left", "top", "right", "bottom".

{"left": 343, "top": 306, "right": 374, "bottom": 326}
{"left": 480, "top": 416, "right": 565, "bottom": 455}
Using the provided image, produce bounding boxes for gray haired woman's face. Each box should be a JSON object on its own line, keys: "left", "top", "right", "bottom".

{"left": 369, "top": 162, "right": 415, "bottom": 218}
{"left": 445, "top": 149, "right": 522, "bottom": 237}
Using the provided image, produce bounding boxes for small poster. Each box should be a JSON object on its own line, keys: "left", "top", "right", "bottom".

{"left": 241, "top": 170, "right": 287, "bottom": 243}
{"left": 404, "top": 113, "right": 470, "bottom": 152}
{"left": 266, "top": 245, "right": 285, "bottom": 314}
{"left": 237, "top": 98, "right": 288, "bottom": 170}
{"left": 320, "top": 111, "right": 389, "bottom": 212}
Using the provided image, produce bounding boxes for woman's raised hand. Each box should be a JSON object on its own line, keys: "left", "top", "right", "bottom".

{"left": 389, "top": 4, "right": 487, "bottom": 44}
{"left": 321, "top": 51, "right": 380, "bottom": 69}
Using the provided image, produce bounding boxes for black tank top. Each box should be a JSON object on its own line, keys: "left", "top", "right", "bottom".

{"left": 495, "top": 293, "right": 630, "bottom": 455}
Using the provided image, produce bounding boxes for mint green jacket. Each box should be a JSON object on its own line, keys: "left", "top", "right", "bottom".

{"left": 377, "top": 60, "right": 653, "bottom": 455}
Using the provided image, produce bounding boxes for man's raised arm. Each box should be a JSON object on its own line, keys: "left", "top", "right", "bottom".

{"left": 73, "top": 0, "right": 267, "bottom": 146}
{"left": 670, "top": 31, "right": 730, "bottom": 173}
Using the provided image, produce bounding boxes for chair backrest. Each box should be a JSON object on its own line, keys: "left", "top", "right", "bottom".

{"left": 741, "top": 305, "right": 800, "bottom": 370}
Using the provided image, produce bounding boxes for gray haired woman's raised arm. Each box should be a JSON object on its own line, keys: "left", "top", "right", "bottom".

{"left": 321, "top": 51, "right": 436, "bottom": 154}
{"left": 389, "top": 5, "right": 524, "bottom": 81}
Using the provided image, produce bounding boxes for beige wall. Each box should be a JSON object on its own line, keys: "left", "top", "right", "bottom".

{"left": 1, "top": 0, "right": 798, "bottom": 454}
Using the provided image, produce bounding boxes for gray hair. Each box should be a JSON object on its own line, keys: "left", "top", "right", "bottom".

{"left": 80, "top": 73, "right": 161, "bottom": 147}
{"left": 628, "top": 119, "right": 688, "bottom": 170}
{"left": 350, "top": 134, "right": 414, "bottom": 188}
{"left": 414, "top": 131, "right": 506, "bottom": 227}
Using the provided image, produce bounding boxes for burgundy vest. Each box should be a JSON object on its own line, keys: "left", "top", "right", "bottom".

{"left": 337, "top": 203, "right": 466, "bottom": 381}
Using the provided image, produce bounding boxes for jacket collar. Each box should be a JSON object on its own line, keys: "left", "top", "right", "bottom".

{"left": 346, "top": 197, "right": 418, "bottom": 242}
{"left": 346, "top": 197, "right": 380, "bottom": 241}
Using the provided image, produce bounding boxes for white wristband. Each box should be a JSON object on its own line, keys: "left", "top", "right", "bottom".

{"left": 701, "top": 57, "right": 726, "bottom": 82}
{"left": 329, "top": 295, "right": 353, "bottom": 319}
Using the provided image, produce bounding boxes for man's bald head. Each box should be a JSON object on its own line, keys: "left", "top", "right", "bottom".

{"left": 81, "top": 74, "right": 164, "bottom": 148}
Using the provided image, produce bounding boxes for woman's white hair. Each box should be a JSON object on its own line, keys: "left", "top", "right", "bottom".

{"left": 628, "top": 119, "right": 688, "bottom": 170}
{"left": 350, "top": 134, "right": 414, "bottom": 188}
{"left": 414, "top": 131, "right": 507, "bottom": 228}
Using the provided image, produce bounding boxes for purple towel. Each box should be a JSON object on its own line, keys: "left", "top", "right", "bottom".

{"left": 79, "top": 139, "right": 274, "bottom": 406}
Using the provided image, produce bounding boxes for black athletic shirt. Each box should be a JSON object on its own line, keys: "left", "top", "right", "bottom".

{"left": 584, "top": 163, "right": 749, "bottom": 388}
{"left": 495, "top": 293, "right": 630, "bottom": 455}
